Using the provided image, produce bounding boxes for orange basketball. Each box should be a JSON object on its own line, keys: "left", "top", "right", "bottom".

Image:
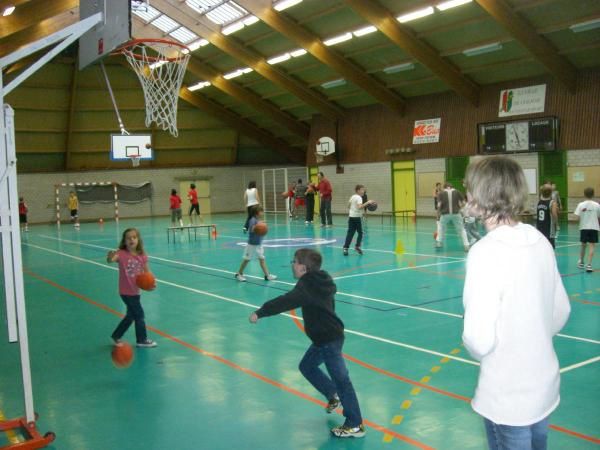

{"left": 136, "top": 272, "right": 156, "bottom": 291}
{"left": 253, "top": 221, "right": 268, "bottom": 236}
{"left": 111, "top": 342, "right": 134, "bottom": 368}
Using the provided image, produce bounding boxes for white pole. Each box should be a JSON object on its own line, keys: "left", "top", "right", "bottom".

{"left": 3, "top": 105, "right": 35, "bottom": 422}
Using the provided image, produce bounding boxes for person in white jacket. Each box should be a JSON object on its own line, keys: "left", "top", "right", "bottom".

{"left": 462, "top": 157, "right": 571, "bottom": 450}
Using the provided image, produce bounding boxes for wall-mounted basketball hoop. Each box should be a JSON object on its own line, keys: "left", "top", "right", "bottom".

{"left": 315, "top": 136, "right": 335, "bottom": 164}
{"left": 316, "top": 136, "right": 335, "bottom": 156}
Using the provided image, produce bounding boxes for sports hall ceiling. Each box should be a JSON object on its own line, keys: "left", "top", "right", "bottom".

{"left": 0, "top": 0, "right": 599, "bottom": 161}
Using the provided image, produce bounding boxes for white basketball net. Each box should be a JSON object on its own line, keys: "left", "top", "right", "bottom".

{"left": 122, "top": 41, "right": 190, "bottom": 137}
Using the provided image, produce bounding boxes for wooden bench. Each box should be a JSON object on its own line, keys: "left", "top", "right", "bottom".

{"left": 167, "top": 224, "right": 216, "bottom": 243}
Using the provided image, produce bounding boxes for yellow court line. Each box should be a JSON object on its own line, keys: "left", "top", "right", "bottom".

{"left": 392, "top": 415, "right": 404, "bottom": 425}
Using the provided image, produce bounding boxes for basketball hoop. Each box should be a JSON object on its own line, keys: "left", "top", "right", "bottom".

{"left": 118, "top": 39, "right": 190, "bottom": 137}
{"left": 130, "top": 155, "right": 141, "bottom": 167}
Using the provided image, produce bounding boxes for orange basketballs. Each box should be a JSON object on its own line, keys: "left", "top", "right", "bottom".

{"left": 112, "top": 342, "right": 134, "bottom": 368}
{"left": 253, "top": 221, "right": 268, "bottom": 236}
{"left": 136, "top": 272, "right": 156, "bottom": 291}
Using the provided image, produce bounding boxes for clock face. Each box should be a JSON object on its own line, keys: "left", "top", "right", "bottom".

{"left": 505, "top": 122, "right": 529, "bottom": 151}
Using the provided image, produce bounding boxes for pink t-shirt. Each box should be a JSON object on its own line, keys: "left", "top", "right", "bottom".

{"left": 117, "top": 249, "right": 148, "bottom": 295}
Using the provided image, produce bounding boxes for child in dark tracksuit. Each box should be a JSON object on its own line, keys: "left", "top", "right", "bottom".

{"left": 249, "top": 248, "right": 365, "bottom": 438}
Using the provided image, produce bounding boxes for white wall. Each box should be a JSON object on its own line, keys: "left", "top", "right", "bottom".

{"left": 317, "top": 162, "right": 392, "bottom": 216}
{"left": 17, "top": 165, "right": 288, "bottom": 224}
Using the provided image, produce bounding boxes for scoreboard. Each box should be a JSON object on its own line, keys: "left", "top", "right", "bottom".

{"left": 478, "top": 117, "right": 559, "bottom": 154}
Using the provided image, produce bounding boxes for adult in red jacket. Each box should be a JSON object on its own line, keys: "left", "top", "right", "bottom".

{"left": 316, "top": 172, "right": 333, "bottom": 227}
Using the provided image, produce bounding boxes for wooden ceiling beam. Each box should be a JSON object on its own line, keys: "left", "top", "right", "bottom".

{"left": 344, "top": 0, "right": 480, "bottom": 106}
{"left": 132, "top": 17, "right": 309, "bottom": 140}
{"left": 179, "top": 87, "right": 304, "bottom": 164}
{"left": 0, "top": 7, "right": 78, "bottom": 59}
{"left": 0, "top": 0, "right": 32, "bottom": 13}
{"left": 151, "top": 0, "right": 344, "bottom": 121}
{"left": 474, "top": 0, "right": 577, "bottom": 93}
{"left": 236, "top": 0, "right": 406, "bottom": 114}
{"left": 0, "top": 0, "right": 77, "bottom": 39}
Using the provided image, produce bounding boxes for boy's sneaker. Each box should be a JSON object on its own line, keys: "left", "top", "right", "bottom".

{"left": 577, "top": 261, "right": 584, "bottom": 269}
{"left": 354, "top": 246, "right": 363, "bottom": 255}
{"left": 325, "top": 395, "right": 340, "bottom": 413}
{"left": 136, "top": 339, "right": 157, "bottom": 348}
{"left": 343, "top": 248, "right": 349, "bottom": 256}
{"left": 331, "top": 424, "right": 366, "bottom": 438}
{"left": 586, "top": 264, "right": 593, "bottom": 273}
{"left": 112, "top": 337, "right": 122, "bottom": 346}
{"left": 265, "top": 274, "right": 277, "bottom": 281}
{"left": 235, "top": 273, "right": 247, "bottom": 282}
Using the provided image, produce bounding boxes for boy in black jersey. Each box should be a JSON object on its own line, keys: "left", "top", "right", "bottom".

{"left": 536, "top": 184, "right": 558, "bottom": 248}
{"left": 249, "top": 248, "right": 365, "bottom": 438}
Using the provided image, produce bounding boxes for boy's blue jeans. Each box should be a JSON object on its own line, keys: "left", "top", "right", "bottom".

{"left": 299, "top": 338, "right": 362, "bottom": 427}
{"left": 484, "top": 416, "right": 550, "bottom": 450}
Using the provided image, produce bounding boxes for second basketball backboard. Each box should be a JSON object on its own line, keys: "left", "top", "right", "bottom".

{"left": 111, "top": 134, "right": 153, "bottom": 161}
{"left": 79, "top": 0, "right": 132, "bottom": 70}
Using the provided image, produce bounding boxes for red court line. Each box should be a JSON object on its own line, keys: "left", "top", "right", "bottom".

{"left": 25, "top": 270, "right": 433, "bottom": 449}
{"left": 290, "top": 304, "right": 600, "bottom": 444}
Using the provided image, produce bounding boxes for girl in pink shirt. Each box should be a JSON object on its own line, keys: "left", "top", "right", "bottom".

{"left": 107, "top": 228, "right": 157, "bottom": 348}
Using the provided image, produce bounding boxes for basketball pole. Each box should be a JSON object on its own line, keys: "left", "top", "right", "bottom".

{"left": 0, "top": 13, "right": 102, "bottom": 425}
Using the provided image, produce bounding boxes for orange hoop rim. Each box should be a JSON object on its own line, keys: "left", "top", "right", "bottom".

{"left": 116, "top": 38, "right": 190, "bottom": 62}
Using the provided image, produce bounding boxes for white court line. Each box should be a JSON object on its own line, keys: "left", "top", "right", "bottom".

{"left": 559, "top": 356, "right": 600, "bottom": 373}
{"left": 37, "top": 234, "right": 465, "bottom": 318}
{"left": 34, "top": 235, "right": 600, "bottom": 344}
{"left": 25, "top": 242, "right": 600, "bottom": 371}
{"left": 333, "top": 260, "right": 465, "bottom": 280}
{"left": 24, "top": 242, "right": 479, "bottom": 366}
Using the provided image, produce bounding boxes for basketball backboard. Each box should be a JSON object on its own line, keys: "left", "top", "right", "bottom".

{"left": 111, "top": 134, "right": 153, "bottom": 161}
{"left": 79, "top": 0, "right": 132, "bottom": 70}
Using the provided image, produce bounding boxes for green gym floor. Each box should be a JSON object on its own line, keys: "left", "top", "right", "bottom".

{"left": 1, "top": 213, "right": 598, "bottom": 449}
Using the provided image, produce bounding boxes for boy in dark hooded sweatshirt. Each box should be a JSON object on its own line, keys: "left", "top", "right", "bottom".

{"left": 249, "top": 248, "right": 365, "bottom": 438}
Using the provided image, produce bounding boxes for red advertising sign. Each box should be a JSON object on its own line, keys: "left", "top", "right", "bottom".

{"left": 413, "top": 118, "right": 441, "bottom": 144}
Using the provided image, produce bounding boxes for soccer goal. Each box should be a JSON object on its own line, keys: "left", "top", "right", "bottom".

{"left": 261, "top": 167, "right": 307, "bottom": 215}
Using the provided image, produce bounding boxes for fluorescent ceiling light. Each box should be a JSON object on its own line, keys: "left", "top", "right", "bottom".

{"left": 268, "top": 53, "right": 291, "bottom": 65}
{"left": 436, "top": 0, "right": 472, "bottom": 11}
{"left": 149, "top": 61, "right": 168, "bottom": 70}
{"left": 321, "top": 78, "right": 346, "bottom": 89}
{"left": 463, "top": 42, "right": 502, "bottom": 56}
{"left": 224, "top": 70, "right": 244, "bottom": 79}
{"left": 2, "top": 6, "right": 15, "bottom": 16}
{"left": 383, "top": 62, "right": 415, "bottom": 74}
{"left": 222, "top": 21, "right": 244, "bottom": 35}
{"left": 569, "top": 18, "right": 600, "bottom": 33}
{"left": 274, "top": 0, "right": 303, "bottom": 11}
{"left": 397, "top": 7, "right": 434, "bottom": 23}
{"left": 324, "top": 32, "right": 352, "bottom": 46}
{"left": 188, "top": 39, "right": 209, "bottom": 52}
{"left": 241, "top": 67, "right": 253, "bottom": 74}
{"left": 188, "top": 81, "right": 211, "bottom": 91}
{"left": 290, "top": 48, "right": 307, "bottom": 57}
{"left": 243, "top": 15, "right": 259, "bottom": 26}
{"left": 353, "top": 25, "right": 377, "bottom": 37}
